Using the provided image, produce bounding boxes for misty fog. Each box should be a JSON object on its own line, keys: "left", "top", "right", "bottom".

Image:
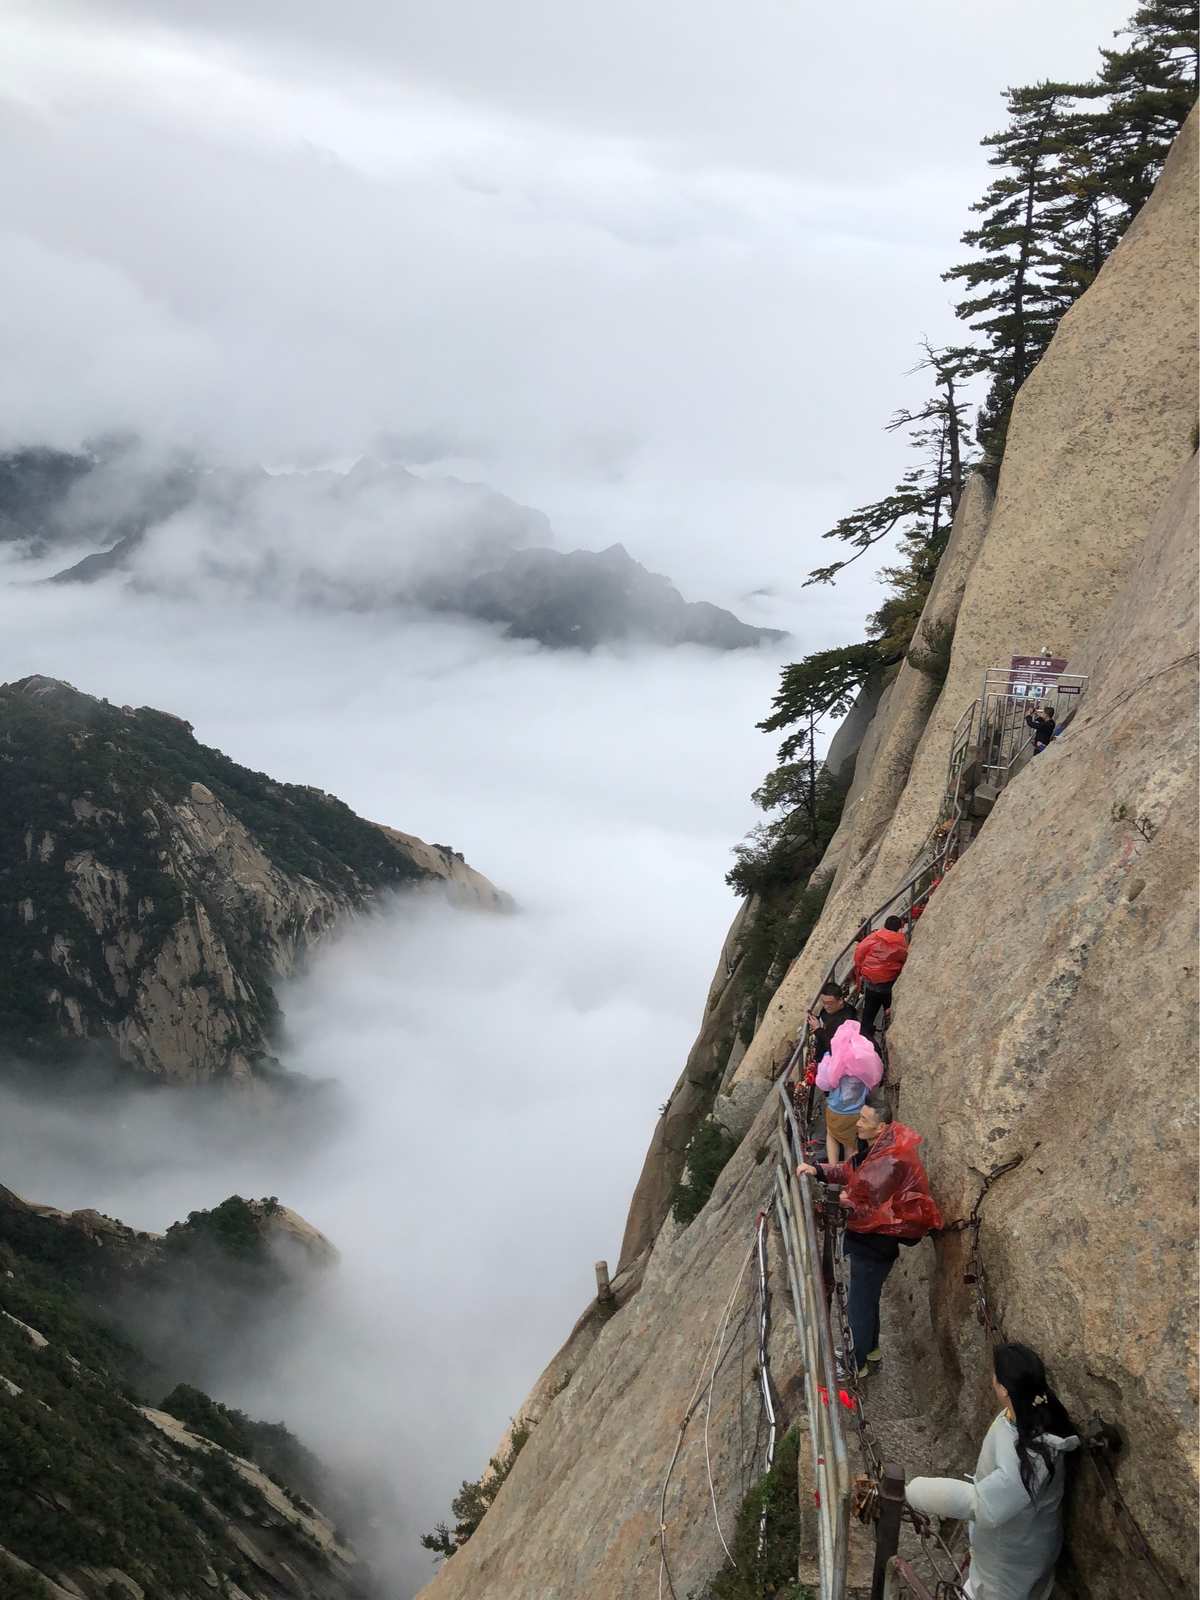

{"left": 0, "top": 570, "right": 795, "bottom": 1590}
{"left": 0, "top": 1, "right": 1138, "bottom": 1592}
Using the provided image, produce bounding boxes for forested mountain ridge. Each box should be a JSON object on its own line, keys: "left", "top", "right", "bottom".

{"left": 0, "top": 674, "right": 503, "bottom": 1086}
{"left": 0, "top": 1183, "right": 370, "bottom": 1600}
{"left": 0, "top": 447, "right": 783, "bottom": 651}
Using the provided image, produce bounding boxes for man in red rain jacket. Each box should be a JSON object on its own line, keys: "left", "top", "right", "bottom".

{"left": 853, "top": 915, "right": 909, "bottom": 1042}
{"left": 797, "top": 1093, "right": 940, "bottom": 1378}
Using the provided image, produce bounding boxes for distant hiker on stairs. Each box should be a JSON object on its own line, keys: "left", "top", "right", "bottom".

{"left": 796, "top": 1094, "right": 940, "bottom": 1378}
{"left": 1025, "top": 704, "right": 1056, "bottom": 753}
{"left": 853, "top": 914, "right": 909, "bottom": 1041}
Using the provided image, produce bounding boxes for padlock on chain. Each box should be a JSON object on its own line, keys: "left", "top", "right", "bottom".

{"left": 851, "top": 1473, "right": 880, "bottom": 1524}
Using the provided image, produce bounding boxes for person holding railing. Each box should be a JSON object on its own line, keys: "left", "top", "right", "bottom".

{"left": 906, "top": 1343, "right": 1079, "bottom": 1600}
{"left": 853, "top": 914, "right": 909, "bottom": 1041}
{"left": 796, "top": 1093, "right": 940, "bottom": 1379}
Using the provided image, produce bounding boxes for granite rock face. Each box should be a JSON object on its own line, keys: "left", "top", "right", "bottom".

{"left": 417, "top": 111, "right": 1199, "bottom": 1600}
{"left": 0, "top": 675, "right": 504, "bottom": 1083}
{"left": 888, "top": 448, "right": 1199, "bottom": 1598}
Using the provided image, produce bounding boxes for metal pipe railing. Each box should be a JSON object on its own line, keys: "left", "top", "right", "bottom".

{"left": 765, "top": 660, "right": 1092, "bottom": 1600}
{"left": 772, "top": 1078, "right": 852, "bottom": 1599}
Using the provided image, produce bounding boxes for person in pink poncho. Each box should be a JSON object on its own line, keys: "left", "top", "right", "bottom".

{"left": 816, "top": 1020, "right": 884, "bottom": 1164}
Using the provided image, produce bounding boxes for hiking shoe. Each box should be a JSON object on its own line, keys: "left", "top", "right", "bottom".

{"left": 835, "top": 1356, "right": 867, "bottom": 1382}
{"left": 866, "top": 1348, "right": 883, "bottom": 1369}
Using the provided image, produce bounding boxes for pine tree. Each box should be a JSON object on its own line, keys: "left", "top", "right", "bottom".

{"left": 804, "top": 344, "right": 974, "bottom": 588}
{"left": 883, "top": 340, "right": 976, "bottom": 553}
{"left": 943, "top": 84, "right": 1071, "bottom": 462}
{"left": 1083, "top": 0, "right": 1199, "bottom": 217}
{"left": 1043, "top": 104, "right": 1127, "bottom": 301}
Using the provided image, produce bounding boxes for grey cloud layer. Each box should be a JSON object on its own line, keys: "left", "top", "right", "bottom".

{"left": 3, "top": 0, "right": 1131, "bottom": 595}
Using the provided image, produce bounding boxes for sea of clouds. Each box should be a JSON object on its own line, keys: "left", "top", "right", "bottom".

{"left": 0, "top": 556, "right": 802, "bottom": 1590}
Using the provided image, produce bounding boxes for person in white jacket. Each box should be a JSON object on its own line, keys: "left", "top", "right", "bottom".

{"left": 906, "top": 1343, "right": 1079, "bottom": 1600}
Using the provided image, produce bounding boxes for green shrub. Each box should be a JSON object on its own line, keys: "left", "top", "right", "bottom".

{"left": 420, "top": 1418, "right": 532, "bottom": 1561}
{"left": 702, "top": 1426, "right": 812, "bottom": 1600}
{"left": 670, "top": 1120, "right": 739, "bottom": 1227}
{"left": 163, "top": 1196, "right": 273, "bottom": 1265}
{"left": 908, "top": 617, "right": 955, "bottom": 684}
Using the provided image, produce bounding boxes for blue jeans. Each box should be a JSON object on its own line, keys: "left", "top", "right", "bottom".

{"left": 846, "top": 1238, "right": 896, "bottom": 1365}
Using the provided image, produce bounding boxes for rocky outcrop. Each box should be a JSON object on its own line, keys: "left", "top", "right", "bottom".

{"left": 614, "top": 898, "right": 767, "bottom": 1273}
{"left": 811, "top": 473, "right": 995, "bottom": 895}
{"left": 373, "top": 826, "right": 512, "bottom": 911}
{"left": 446, "top": 542, "right": 785, "bottom": 650}
{"left": 821, "top": 674, "right": 885, "bottom": 785}
{"left": 417, "top": 110, "right": 1199, "bottom": 1600}
{"left": 0, "top": 675, "right": 504, "bottom": 1084}
{"left": 0, "top": 1183, "right": 365, "bottom": 1600}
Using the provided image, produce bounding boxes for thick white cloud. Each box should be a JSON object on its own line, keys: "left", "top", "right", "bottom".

{"left": 0, "top": 573, "right": 791, "bottom": 1591}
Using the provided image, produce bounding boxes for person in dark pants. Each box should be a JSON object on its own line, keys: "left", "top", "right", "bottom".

{"left": 797, "top": 1094, "right": 939, "bottom": 1378}
{"left": 1025, "top": 704, "right": 1056, "bottom": 752}
{"left": 853, "top": 914, "right": 909, "bottom": 1042}
{"left": 806, "top": 979, "right": 858, "bottom": 1063}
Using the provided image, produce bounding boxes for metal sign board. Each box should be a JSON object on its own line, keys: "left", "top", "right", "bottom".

{"left": 1008, "top": 653, "right": 1067, "bottom": 698}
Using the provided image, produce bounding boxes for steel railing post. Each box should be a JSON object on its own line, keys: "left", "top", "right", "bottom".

{"left": 870, "top": 1463, "right": 906, "bottom": 1600}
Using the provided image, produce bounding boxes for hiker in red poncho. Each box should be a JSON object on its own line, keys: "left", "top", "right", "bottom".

{"left": 797, "top": 1093, "right": 940, "bottom": 1379}
{"left": 853, "top": 914, "right": 909, "bottom": 1042}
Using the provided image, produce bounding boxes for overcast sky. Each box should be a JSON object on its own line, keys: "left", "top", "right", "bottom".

{"left": 0, "top": 3, "right": 1134, "bottom": 1593}
{"left": 3, "top": 0, "right": 1129, "bottom": 605}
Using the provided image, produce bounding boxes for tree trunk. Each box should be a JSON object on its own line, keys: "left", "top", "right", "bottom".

{"left": 945, "top": 373, "right": 963, "bottom": 515}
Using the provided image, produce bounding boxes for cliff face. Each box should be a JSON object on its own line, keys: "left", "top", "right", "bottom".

{"left": 730, "top": 100, "right": 1199, "bottom": 1087}
{"left": 416, "top": 109, "right": 1198, "bottom": 1600}
{"left": 0, "top": 675, "right": 504, "bottom": 1084}
{"left": 0, "top": 1183, "right": 367, "bottom": 1600}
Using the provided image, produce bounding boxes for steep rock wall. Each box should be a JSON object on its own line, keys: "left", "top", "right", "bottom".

{"left": 616, "top": 898, "right": 759, "bottom": 1271}
{"left": 417, "top": 111, "right": 1199, "bottom": 1600}
{"left": 732, "top": 101, "right": 1199, "bottom": 1086}
{"left": 887, "top": 448, "right": 1198, "bottom": 1597}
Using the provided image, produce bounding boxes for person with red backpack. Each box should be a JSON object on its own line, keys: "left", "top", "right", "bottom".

{"left": 797, "top": 1092, "right": 940, "bottom": 1379}
{"left": 853, "top": 914, "right": 909, "bottom": 1041}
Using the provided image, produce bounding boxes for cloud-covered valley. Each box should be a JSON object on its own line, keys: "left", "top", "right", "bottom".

{"left": 0, "top": 570, "right": 790, "bottom": 1591}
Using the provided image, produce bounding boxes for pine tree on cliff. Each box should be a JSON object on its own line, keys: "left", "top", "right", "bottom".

{"left": 943, "top": 84, "right": 1070, "bottom": 465}
{"left": 1075, "top": 0, "right": 1199, "bottom": 219}
{"left": 804, "top": 343, "right": 974, "bottom": 590}
{"left": 1040, "top": 103, "right": 1127, "bottom": 303}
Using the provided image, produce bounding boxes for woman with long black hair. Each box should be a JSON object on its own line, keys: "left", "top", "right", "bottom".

{"left": 906, "top": 1343, "right": 1080, "bottom": 1600}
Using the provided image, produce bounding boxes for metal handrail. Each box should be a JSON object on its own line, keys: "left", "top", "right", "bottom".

{"left": 773, "top": 1090, "right": 850, "bottom": 1600}
{"left": 882, "top": 1555, "right": 940, "bottom": 1600}
{"left": 774, "top": 844, "right": 950, "bottom": 1096}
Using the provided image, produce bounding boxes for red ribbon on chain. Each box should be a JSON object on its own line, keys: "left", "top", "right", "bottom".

{"left": 819, "top": 1384, "right": 857, "bottom": 1412}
